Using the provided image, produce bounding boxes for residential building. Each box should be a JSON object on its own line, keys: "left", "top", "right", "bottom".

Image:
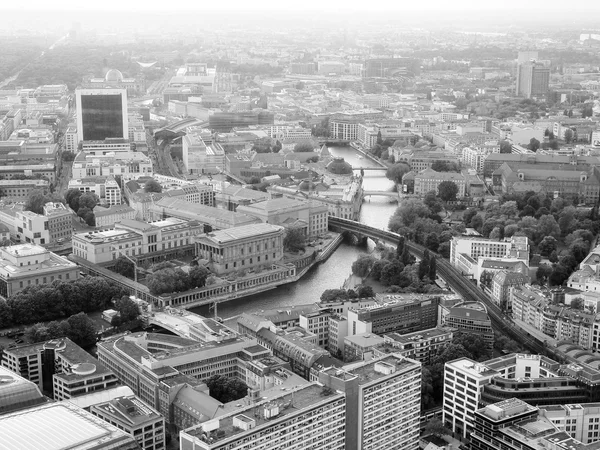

{"left": 375, "top": 326, "right": 455, "bottom": 365}
{"left": 180, "top": 383, "right": 346, "bottom": 450}
{"left": 43, "top": 202, "right": 73, "bottom": 244}
{"left": 319, "top": 354, "right": 422, "bottom": 450}
{"left": 0, "top": 402, "right": 139, "bottom": 450}
{"left": 72, "top": 217, "right": 204, "bottom": 265}
{"left": 413, "top": 169, "right": 467, "bottom": 197}
{"left": 1, "top": 338, "right": 119, "bottom": 401}
{"left": 194, "top": 223, "right": 285, "bottom": 275}
{"left": 443, "top": 358, "right": 499, "bottom": 439}
{"left": 329, "top": 110, "right": 385, "bottom": 141}
{"left": 482, "top": 153, "right": 600, "bottom": 178}
{"left": 343, "top": 333, "right": 385, "bottom": 361}
{"left": 491, "top": 271, "right": 530, "bottom": 310}
{"left": 539, "top": 402, "right": 600, "bottom": 444}
{"left": 76, "top": 88, "right": 129, "bottom": 144}
{"left": 68, "top": 176, "right": 123, "bottom": 206}
{"left": 394, "top": 149, "right": 460, "bottom": 172}
{"left": 0, "top": 244, "right": 79, "bottom": 297}
{"left": 236, "top": 197, "right": 328, "bottom": 238}
{"left": 516, "top": 61, "right": 550, "bottom": 98}
{"left": 89, "top": 396, "right": 165, "bottom": 450}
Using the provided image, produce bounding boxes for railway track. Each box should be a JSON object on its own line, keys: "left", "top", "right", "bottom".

{"left": 329, "top": 217, "right": 554, "bottom": 356}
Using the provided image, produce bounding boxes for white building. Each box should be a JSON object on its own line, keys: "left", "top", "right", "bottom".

{"left": 71, "top": 151, "right": 153, "bottom": 181}
{"left": 182, "top": 132, "right": 225, "bottom": 174}
{"left": 450, "top": 235, "right": 530, "bottom": 267}
{"left": 443, "top": 358, "right": 499, "bottom": 439}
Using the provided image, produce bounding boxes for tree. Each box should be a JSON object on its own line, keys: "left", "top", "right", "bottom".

{"left": 188, "top": 266, "right": 210, "bottom": 289}
{"left": 272, "top": 140, "right": 282, "bottom": 153}
{"left": 463, "top": 208, "right": 478, "bottom": 226}
{"left": 357, "top": 285, "right": 374, "bottom": 298}
{"left": 144, "top": 179, "right": 162, "bottom": 193}
{"left": 65, "top": 188, "right": 82, "bottom": 211}
{"left": 564, "top": 129, "right": 574, "bottom": 144}
{"left": 0, "top": 299, "right": 12, "bottom": 328}
{"left": 385, "top": 163, "right": 411, "bottom": 184}
{"left": 294, "top": 142, "right": 315, "bottom": 153}
{"left": 500, "top": 140, "right": 512, "bottom": 153}
{"left": 538, "top": 236, "right": 558, "bottom": 256}
{"left": 24, "top": 189, "right": 49, "bottom": 214}
{"left": 438, "top": 241, "right": 451, "bottom": 258}
{"left": 66, "top": 312, "right": 98, "bottom": 348}
{"left": 84, "top": 211, "right": 95, "bottom": 227}
{"left": 571, "top": 297, "right": 585, "bottom": 311}
{"left": 206, "top": 374, "right": 248, "bottom": 403}
{"left": 453, "top": 332, "right": 489, "bottom": 360}
{"left": 113, "top": 256, "right": 135, "bottom": 278}
{"left": 418, "top": 250, "right": 430, "bottom": 280}
{"left": 423, "top": 418, "right": 450, "bottom": 438}
{"left": 78, "top": 192, "right": 99, "bottom": 210}
{"left": 431, "top": 160, "right": 459, "bottom": 172}
{"left": 528, "top": 138, "right": 540, "bottom": 152}
{"left": 320, "top": 289, "right": 351, "bottom": 302}
{"left": 352, "top": 255, "right": 377, "bottom": 278}
{"left": 388, "top": 199, "right": 431, "bottom": 232}
{"left": 381, "top": 260, "right": 406, "bottom": 286}
{"left": 283, "top": 228, "right": 306, "bottom": 252}
{"left": 437, "top": 181, "right": 459, "bottom": 202}
{"left": 376, "top": 130, "right": 383, "bottom": 145}
{"left": 371, "top": 259, "right": 387, "bottom": 281}
{"left": 425, "top": 233, "right": 439, "bottom": 252}
{"left": 537, "top": 215, "right": 561, "bottom": 240}
{"left": 396, "top": 237, "right": 405, "bottom": 259}
{"left": 536, "top": 264, "right": 552, "bottom": 285}
{"left": 115, "top": 296, "right": 140, "bottom": 323}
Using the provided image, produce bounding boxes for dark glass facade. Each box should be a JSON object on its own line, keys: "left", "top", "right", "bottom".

{"left": 80, "top": 94, "right": 124, "bottom": 140}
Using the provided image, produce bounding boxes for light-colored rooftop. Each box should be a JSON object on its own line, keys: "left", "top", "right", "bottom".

{"left": 0, "top": 402, "right": 136, "bottom": 450}
{"left": 199, "top": 223, "right": 284, "bottom": 244}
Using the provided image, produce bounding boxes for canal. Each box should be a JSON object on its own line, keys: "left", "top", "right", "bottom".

{"left": 191, "top": 146, "right": 398, "bottom": 319}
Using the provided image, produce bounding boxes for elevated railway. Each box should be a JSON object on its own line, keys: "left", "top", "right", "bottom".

{"left": 329, "top": 217, "right": 554, "bottom": 357}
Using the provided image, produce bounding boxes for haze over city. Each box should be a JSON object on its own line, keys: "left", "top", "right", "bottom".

{"left": 2, "top": 3, "right": 600, "bottom": 450}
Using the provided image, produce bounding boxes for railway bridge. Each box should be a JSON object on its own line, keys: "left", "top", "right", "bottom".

{"left": 328, "top": 217, "right": 559, "bottom": 359}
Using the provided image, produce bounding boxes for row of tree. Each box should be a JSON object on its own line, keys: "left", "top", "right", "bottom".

{"left": 0, "top": 277, "right": 127, "bottom": 328}
{"left": 23, "top": 312, "right": 98, "bottom": 349}
{"left": 64, "top": 188, "right": 99, "bottom": 226}
{"left": 146, "top": 263, "right": 210, "bottom": 296}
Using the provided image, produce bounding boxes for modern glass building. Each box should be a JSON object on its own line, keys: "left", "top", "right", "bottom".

{"left": 76, "top": 88, "right": 128, "bottom": 143}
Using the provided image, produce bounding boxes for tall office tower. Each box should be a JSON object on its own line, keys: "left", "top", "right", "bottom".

{"left": 516, "top": 61, "right": 550, "bottom": 99}
{"left": 320, "top": 354, "right": 422, "bottom": 450}
{"left": 76, "top": 88, "right": 128, "bottom": 143}
{"left": 517, "top": 51, "right": 539, "bottom": 64}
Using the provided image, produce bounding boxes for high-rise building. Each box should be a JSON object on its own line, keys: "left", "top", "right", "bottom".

{"left": 319, "top": 354, "right": 422, "bottom": 450}
{"left": 516, "top": 61, "right": 550, "bottom": 99}
{"left": 76, "top": 88, "right": 128, "bottom": 143}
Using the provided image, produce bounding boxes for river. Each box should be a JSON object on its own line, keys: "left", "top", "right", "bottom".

{"left": 191, "top": 146, "right": 398, "bottom": 319}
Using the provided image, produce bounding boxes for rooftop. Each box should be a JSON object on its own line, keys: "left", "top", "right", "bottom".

{"left": 185, "top": 383, "right": 343, "bottom": 444}
{"left": 92, "top": 395, "right": 162, "bottom": 426}
{"left": 0, "top": 402, "right": 136, "bottom": 450}
{"left": 341, "top": 354, "right": 420, "bottom": 386}
{"left": 446, "top": 357, "right": 499, "bottom": 378}
{"left": 199, "top": 223, "right": 284, "bottom": 244}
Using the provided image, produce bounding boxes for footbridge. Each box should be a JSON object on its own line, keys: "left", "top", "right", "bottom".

{"left": 362, "top": 190, "right": 399, "bottom": 199}
{"left": 327, "top": 217, "right": 560, "bottom": 359}
{"left": 353, "top": 167, "right": 388, "bottom": 171}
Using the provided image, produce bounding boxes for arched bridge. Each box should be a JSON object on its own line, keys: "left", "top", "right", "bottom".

{"left": 327, "top": 216, "right": 559, "bottom": 358}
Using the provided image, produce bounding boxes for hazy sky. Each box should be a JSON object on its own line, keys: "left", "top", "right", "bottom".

{"left": 3, "top": 0, "right": 600, "bottom": 12}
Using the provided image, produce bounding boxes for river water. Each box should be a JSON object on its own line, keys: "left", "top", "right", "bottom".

{"left": 192, "top": 146, "right": 398, "bottom": 319}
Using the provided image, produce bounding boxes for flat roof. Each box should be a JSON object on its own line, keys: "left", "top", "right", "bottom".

{"left": 0, "top": 402, "right": 135, "bottom": 450}
{"left": 200, "top": 223, "right": 284, "bottom": 244}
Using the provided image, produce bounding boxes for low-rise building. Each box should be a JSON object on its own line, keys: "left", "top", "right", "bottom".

{"left": 0, "top": 179, "right": 49, "bottom": 202}
{"left": 343, "top": 333, "right": 385, "bottom": 361}
{"left": 0, "top": 244, "right": 79, "bottom": 297}
{"left": 1, "top": 338, "right": 119, "bottom": 401}
{"left": 413, "top": 168, "right": 467, "bottom": 197}
{"left": 71, "top": 151, "right": 153, "bottom": 181}
{"left": 0, "top": 402, "right": 140, "bottom": 450}
{"left": 451, "top": 235, "right": 530, "bottom": 267}
{"left": 93, "top": 204, "right": 137, "bottom": 228}
{"left": 375, "top": 326, "right": 455, "bottom": 364}
{"left": 441, "top": 301, "right": 494, "bottom": 351}
{"left": 491, "top": 270, "right": 530, "bottom": 310}
{"left": 0, "top": 365, "right": 47, "bottom": 415}
{"left": 194, "top": 223, "right": 285, "bottom": 275}
{"left": 89, "top": 396, "right": 165, "bottom": 450}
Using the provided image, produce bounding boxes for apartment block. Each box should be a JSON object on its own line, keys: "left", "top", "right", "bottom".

{"left": 413, "top": 169, "right": 467, "bottom": 197}
{"left": 180, "top": 383, "right": 346, "bottom": 450}
{"left": 441, "top": 302, "right": 494, "bottom": 352}
{"left": 320, "top": 354, "right": 422, "bottom": 450}
{"left": 450, "top": 235, "right": 530, "bottom": 267}
{"left": 375, "top": 326, "right": 455, "bottom": 365}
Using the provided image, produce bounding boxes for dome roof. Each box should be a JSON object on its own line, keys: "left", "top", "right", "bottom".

{"left": 326, "top": 157, "right": 353, "bottom": 175}
{"left": 105, "top": 69, "right": 124, "bottom": 83}
{"left": 298, "top": 180, "right": 317, "bottom": 191}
